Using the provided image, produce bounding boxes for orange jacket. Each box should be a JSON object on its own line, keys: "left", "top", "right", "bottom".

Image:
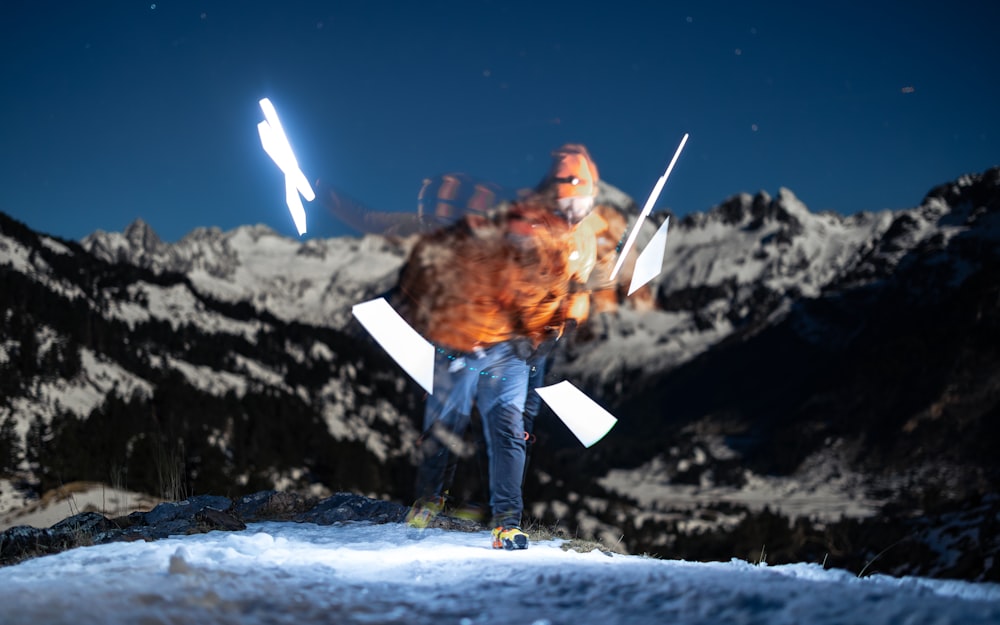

{"left": 397, "top": 200, "right": 595, "bottom": 353}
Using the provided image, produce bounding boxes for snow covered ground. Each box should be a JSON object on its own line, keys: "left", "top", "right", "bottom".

{"left": 1, "top": 521, "right": 997, "bottom": 625}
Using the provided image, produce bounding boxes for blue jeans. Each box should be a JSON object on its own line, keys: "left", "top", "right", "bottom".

{"left": 523, "top": 354, "right": 550, "bottom": 435}
{"left": 414, "top": 341, "right": 529, "bottom": 527}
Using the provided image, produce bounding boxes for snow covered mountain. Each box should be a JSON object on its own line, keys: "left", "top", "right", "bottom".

{"left": 538, "top": 168, "right": 1000, "bottom": 581}
{"left": 0, "top": 212, "right": 425, "bottom": 503}
{"left": 2, "top": 169, "right": 999, "bottom": 581}
{"left": 74, "top": 182, "right": 897, "bottom": 393}
{"left": 81, "top": 220, "right": 409, "bottom": 328}
{"left": 553, "top": 186, "right": 895, "bottom": 394}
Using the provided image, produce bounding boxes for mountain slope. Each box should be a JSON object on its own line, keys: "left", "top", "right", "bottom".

{"left": 82, "top": 220, "right": 409, "bottom": 328}
{"left": 0, "top": 212, "right": 425, "bottom": 500}
{"left": 528, "top": 167, "right": 1000, "bottom": 580}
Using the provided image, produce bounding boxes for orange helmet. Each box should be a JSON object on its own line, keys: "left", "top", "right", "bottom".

{"left": 538, "top": 144, "right": 600, "bottom": 224}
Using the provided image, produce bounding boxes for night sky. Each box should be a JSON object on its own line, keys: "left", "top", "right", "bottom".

{"left": 2, "top": 1, "right": 997, "bottom": 242}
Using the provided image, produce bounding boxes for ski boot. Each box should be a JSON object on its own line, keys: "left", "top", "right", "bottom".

{"left": 406, "top": 496, "right": 445, "bottom": 529}
{"left": 492, "top": 525, "right": 529, "bottom": 550}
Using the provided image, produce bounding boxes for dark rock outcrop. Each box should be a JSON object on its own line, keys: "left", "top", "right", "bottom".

{"left": 0, "top": 491, "right": 477, "bottom": 568}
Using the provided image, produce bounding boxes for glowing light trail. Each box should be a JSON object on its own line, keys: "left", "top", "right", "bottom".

{"left": 351, "top": 299, "right": 619, "bottom": 449}
{"left": 534, "top": 380, "right": 618, "bottom": 448}
{"left": 257, "top": 98, "right": 314, "bottom": 235}
{"left": 609, "top": 133, "right": 688, "bottom": 281}
{"left": 352, "top": 298, "right": 435, "bottom": 394}
{"left": 627, "top": 216, "right": 670, "bottom": 296}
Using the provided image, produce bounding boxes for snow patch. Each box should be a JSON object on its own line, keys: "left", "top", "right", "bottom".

{"left": 0, "top": 348, "right": 154, "bottom": 444}
{"left": 39, "top": 237, "right": 72, "bottom": 256}
{"left": 151, "top": 354, "right": 248, "bottom": 397}
{"left": 599, "top": 442, "right": 879, "bottom": 524}
{"left": 232, "top": 354, "right": 286, "bottom": 390}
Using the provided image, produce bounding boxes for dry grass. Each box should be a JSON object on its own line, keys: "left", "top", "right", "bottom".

{"left": 523, "top": 521, "right": 624, "bottom": 555}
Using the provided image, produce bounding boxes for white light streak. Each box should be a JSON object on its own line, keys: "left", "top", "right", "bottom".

{"left": 627, "top": 216, "right": 669, "bottom": 296}
{"left": 609, "top": 133, "right": 688, "bottom": 281}
{"left": 534, "top": 380, "right": 618, "bottom": 448}
{"left": 351, "top": 298, "right": 435, "bottom": 394}
{"left": 257, "top": 98, "right": 314, "bottom": 235}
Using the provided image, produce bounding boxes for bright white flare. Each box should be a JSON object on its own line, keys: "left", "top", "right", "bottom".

{"left": 610, "top": 133, "right": 688, "bottom": 281}
{"left": 534, "top": 380, "right": 618, "bottom": 447}
{"left": 257, "top": 98, "right": 314, "bottom": 236}
{"left": 627, "top": 216, "right": 670, "bottom": 296}
{"left": 351, "top": 298, "right": 435, "bottom": 394}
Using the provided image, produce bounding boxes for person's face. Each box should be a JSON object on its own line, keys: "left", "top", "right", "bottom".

{"left": 556, "top": 195, "right": 595, "bottom": 225}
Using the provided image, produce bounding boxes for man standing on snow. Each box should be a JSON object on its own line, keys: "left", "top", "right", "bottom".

{"left": 397, "top": 144, "right": 604, "bottom": 550}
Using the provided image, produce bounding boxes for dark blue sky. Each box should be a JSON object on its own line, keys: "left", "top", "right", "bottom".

{"left": 2, "top": 1, "right": 998, "bottom": 242}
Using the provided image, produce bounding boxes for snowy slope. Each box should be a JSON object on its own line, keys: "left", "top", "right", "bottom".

{"left": 76, "top": 172, "right": 1000, "bottom": 394}
{"left": 553, "top": 188, "right": 894, "bottom": 389}
{"left": 0, "top": 521, "right": 997, "bottom": 625}
{"left": 3, "top": 347, "right": 154, "bottom": 439}
{"left": 83, "top": 220, "right": 411, "bottom": 327}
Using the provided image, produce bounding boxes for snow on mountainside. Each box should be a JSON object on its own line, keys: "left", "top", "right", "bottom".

{"left": 548, "top": 167, "right": 1000, "bottom": 581}
{"left": 558, "top": 171, "right": 1000, "bottom": 398}
{"left": 664, "top": 188, "right": 888, "bottom": 297}
{"left": 552, "top": 188, "right": 894, "bottom": 391}
{"left": 61, "top": 167, "right": 1000, "bottom": 395}
{"left": 836, "top": 170, "right": 1000, "bottom": 291}
{"left": 79, "top": 179, "right": 641, "bottom": 331}
{"left": 78, "top": 183, "right": 896, "bottom": 393}
{"left": 83, "top": 221, "right": 410, "bottom": 328}
{"left": 0, "top": 213, "right": 425, "bottom": 501}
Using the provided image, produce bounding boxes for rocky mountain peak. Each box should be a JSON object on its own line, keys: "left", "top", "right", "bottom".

{"left": 709, "top": 191, "right": 759, "bottom": 225}
{"left": 81, "top": 219, "right": 173, "bottom": 272}
{"left": 702, "top": 189, "right": 809, "bottom": 231}
{"left": 596, "top": 181, "right": 639, "bottom": 215}
{"left": 179, "top": 225, "right": 224, "bottom": 244}
{"left": 123, "top": 218, "right": 162, "bottom": 250}
{"left": 773, "top": 187, "right": 811, "bottom": 218}
{"left": 920, "top": 166, "right": 1000, "bottom": 227}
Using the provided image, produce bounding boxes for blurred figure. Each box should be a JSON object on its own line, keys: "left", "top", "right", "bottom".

{"left": 315, "top": 173, "right": 509, "bottom": 237}
{"left": 397, "top": 144, "right": 604, "bottom": 550}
